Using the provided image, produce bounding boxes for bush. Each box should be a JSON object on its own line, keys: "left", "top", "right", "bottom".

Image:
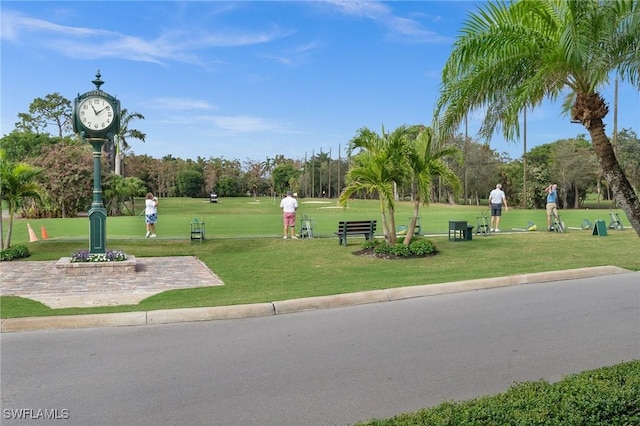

{"left": 361, "top": 237, "right": 438, "bottom": 259}
{"left": 361, "top": 239, "right": 380, "bottom": 250}
{"left": 0, "top": 244, "right": 31, "bottom": 261}
{"left": 409, "top": 238, "right": 437, "bottom": 256}
{"left": 389, "top": 243, "right": 412, "bottom": 257}
{"left": 357, "top": 360, "right": 640, "bottom": 425}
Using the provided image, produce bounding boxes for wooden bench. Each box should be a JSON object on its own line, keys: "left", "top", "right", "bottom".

{"left": 190, "top": 218, "right": 205, "bottom": 243}
{"left": 335, "top": 220, "right": 377, "bottom": 246}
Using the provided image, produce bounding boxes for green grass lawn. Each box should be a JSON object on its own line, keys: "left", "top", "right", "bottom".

{"left": 2, "top": 197, "right": 638, "bottom": 318}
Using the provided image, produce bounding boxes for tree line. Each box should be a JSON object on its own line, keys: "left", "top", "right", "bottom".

{"left": 2, "top": 91, "right": 639, "bottom": 211}
{"left": 2, "top": 92, "right": 637, "bottom": 218}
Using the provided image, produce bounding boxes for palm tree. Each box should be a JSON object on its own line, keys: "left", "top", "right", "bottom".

{"left": 262, "top": 157, "right": 276, "bottom": 197}
{"left": 103, "top": 174, "right": 146, "bottom": 216}
{"left": 434, "top": 0, "right": 640, "bottom": 237}
{"left": 0, "top": 151, "right": 43, "bottom": 248}
{"left": 113, "top": 109, "right": 146, "bottom": 175}
{"left": 121, "top": 176, "right": 147, "bottom": 215}
{"left": 339, "top": 126, "right": 408, "bottom": 245}
{"left": 0, "top": 150, "right": 7, "bottom": 249}
{"left": 403, "top": 127, "right": 461, "bottom": 244}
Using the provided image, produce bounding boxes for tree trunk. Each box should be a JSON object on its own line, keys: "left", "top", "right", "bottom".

{"left": 379, "top": 199, "right": 390, "bottom": 244}
{"left": 115, "top": 152, "right": 122, "bottom": 176}
{"left": 388, "top": 208, "right": 397, "bottom": 245}
{"left": 588, "top": 120, "right": 640, "bottom": 237}
{"left": 5, "top": 212, "right": 14, "bottom": 248}
{"left": 0, "top": 211, "right": 4, "bottom": 250}
{"left": 403, "top": 199, "right": 420, "bottom": 245}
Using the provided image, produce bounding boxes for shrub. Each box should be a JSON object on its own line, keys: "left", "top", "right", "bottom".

{"left": 389, "top": 243, "right": 411, "bottom": 257}
{"left": 0, "top": 244, "right": 31, "bottom": 261}
{"left": 409, "top": 238, "right": 436, "bottom": 256}
{"left": 361, "top": 239, "right": 381, "bottom": 250}
{"left": 356, "top": 360, "right": 640, "bottom": 425}
{"left": 363, "top": 237, "right": 438, "bottom": 258}
{"left": 373, "top": 242, "right": 394, "bottom": 256}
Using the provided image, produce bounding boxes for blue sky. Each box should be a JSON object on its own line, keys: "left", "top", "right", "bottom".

{"left": 2, "top": 1, "right": 638, "bottom": 163}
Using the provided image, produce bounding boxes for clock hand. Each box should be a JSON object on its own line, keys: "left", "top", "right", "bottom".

{"left": 91, "top": 105, "right": 98, "bottom": 115}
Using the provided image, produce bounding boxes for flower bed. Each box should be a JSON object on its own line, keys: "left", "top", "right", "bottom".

{"left": 56, "top": 254, "right": 137, "bottom": 276}
{"left": 70, "top": 249, "right": 128, "bottom": 263}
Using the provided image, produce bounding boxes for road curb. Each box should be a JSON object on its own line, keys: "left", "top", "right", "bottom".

{"left": 147, "top": 303, "right": 276, "bottom": 325}
{"left": 1, "top": 266, "right": 631, "bottom": 333}
{"left": 273, "top": 290, "right": 389, "bottom": 314}
{"left": 1, "top": 312, "right": 147, "bottom": 333}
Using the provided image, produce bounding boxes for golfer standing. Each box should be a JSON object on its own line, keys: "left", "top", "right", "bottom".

{"left": 546, "top": 184, "right": 558, "bottom": 231}
{"left": 280, "top": 191, "right": 298, "bottom": 239}
{"left": 145, "top": 193, "right": 158, "bottom": 238}
{"left": 488, "top": 183, "right": 508, "bottom": 232}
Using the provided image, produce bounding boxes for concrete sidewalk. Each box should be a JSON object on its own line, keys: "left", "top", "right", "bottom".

{"left": 0, "top": 257, "right": 632, "bottom": 333}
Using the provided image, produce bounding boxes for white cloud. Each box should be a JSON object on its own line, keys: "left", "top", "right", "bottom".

{"left": 260, "top": 41, "right": 321, "bottom": 66}
{"left": 324, "top": 0, "right": 391, "bottom": 19}
{"left": 146, "top": 97, "right": 217, "bottom": 111}
{"left": 1, "top": 10, "right": 100, "bottom": 40}
{"left": 211, "top": 115, "right": 286, "bottom": 133}
{"left": 323, "top": 0, "right": 449, "bottom": 43}
{"left": 0, "top": 9, "right": 292, "bottom": 65}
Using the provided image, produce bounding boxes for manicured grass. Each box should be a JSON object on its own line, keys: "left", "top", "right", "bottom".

{"left": 2, "top": 197, "right": 638, "bottom": 318}
{"left": 6, "top": 196, "right": 633, "bottom": 239}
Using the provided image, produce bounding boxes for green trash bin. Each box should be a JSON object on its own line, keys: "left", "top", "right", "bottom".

{"left": 466, "top": 225, "right": 474, "bottom": 240}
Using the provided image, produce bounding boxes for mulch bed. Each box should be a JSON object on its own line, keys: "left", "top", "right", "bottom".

{"left": 352, "top": 247, "right": 436, "bottom": 259}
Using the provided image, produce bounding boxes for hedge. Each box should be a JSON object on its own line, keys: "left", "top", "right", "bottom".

{"left": 358, "top": 360, "right": 640, "bottom": 425}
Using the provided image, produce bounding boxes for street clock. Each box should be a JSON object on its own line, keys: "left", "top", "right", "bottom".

{"left": 73, "top": 71, "right": 121, "bottom": 138}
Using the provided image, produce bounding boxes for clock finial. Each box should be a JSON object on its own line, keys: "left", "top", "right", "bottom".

{"left": 92, "top": 70, "right": 104, "bottom": 90}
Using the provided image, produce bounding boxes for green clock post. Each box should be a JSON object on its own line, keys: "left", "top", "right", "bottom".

{"left": 73, "top": 71, "right": 121, "bottom": 254}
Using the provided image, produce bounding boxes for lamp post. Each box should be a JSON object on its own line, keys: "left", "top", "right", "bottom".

{"left": 73, "top": 71, "right": 121, "bottom": 254}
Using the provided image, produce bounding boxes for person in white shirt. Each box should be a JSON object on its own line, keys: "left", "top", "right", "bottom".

{"left": 488, "top": 183, "right": 508, "bottom": 232}
{"left": 279, "top": 191, "right": 298, "bottom": 239}
{"left": 144, "top": 193, "right": 158, "bottom": 238}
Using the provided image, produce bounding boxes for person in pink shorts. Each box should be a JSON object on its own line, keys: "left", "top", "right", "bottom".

{"left": 279, "top": 191, "right": 298, "bottom": 239}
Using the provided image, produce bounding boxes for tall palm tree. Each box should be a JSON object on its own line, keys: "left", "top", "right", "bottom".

{"left": 0, "top": 150, "right": 7, "bottom": 249}
{"left": 113, "top": 109, "right": 146, "bottom": 175}
{"left": 434, "top": 0, "right": 640, "bottom": 237}
{"left": 403, "top": 127, "right": 461, "bottom": 244}
{"left": 0, "top": 151, "right": 43, "bottom": 248}
{"left": 340, "top": 126, "right": 408, "bottom": 244}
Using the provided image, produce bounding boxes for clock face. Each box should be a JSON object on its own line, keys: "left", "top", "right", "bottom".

{"left": 77, "top": 96, "right": 114, "bottom": 132}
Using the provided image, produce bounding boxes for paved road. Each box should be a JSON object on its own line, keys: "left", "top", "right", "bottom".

{"left": 2, "top": 272, "right": 639, "bottom": 426}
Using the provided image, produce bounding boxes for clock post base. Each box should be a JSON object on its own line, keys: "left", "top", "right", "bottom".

{"left": 88, "top": 206, "right": 107, "bottom": 254}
